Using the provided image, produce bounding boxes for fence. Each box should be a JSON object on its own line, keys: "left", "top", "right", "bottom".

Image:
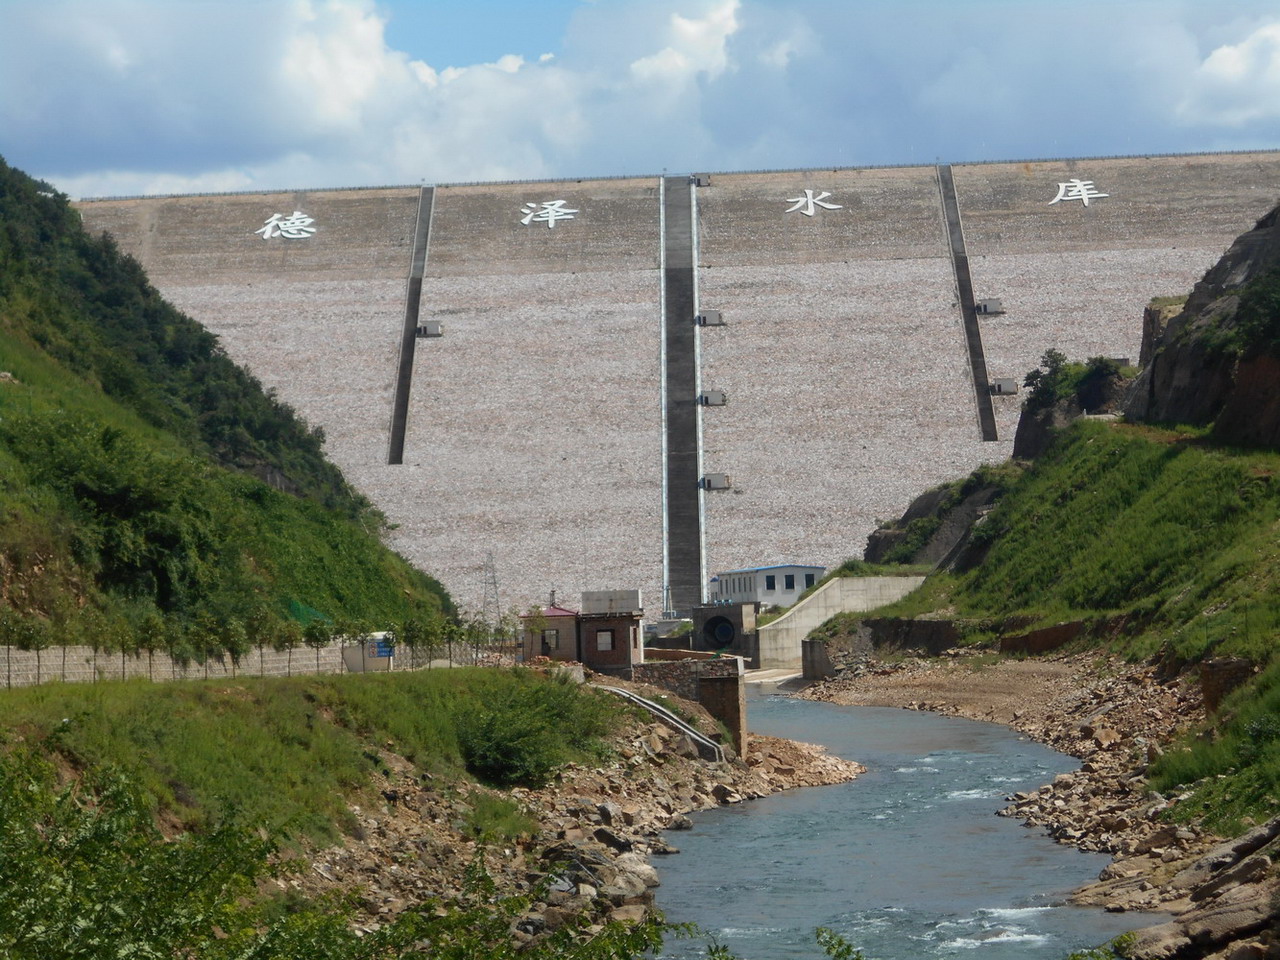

{"left": 0, "top": 635, "right": 522, "bottom": 689}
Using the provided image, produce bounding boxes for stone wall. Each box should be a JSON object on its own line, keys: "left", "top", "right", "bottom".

{"left": 811, "top": 617, "right": 961, "bottom": 666}
{"left": 1200, "top": 656, "right": 1258, "bottom": 713}
{"left": 631, "top": 655, "right": 742, "bottom": 701}
{"left": 631, "top": 655, "right": 745, "bottom": 754}
{"left": 0, "top": 642, "right": 345, "bottom": 688}
{"left": 998, "top": 620, "right": 1086, "bottom": 655}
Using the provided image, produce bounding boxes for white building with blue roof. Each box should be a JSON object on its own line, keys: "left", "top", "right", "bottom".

{"left": 709, "top": 563, "right": 826, "bottom": 608}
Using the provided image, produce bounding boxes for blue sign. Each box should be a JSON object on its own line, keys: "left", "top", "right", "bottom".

{"left": 365, "top": 639, "right": 394, "bottom": 659}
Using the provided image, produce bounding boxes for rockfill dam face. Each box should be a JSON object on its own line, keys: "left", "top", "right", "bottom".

{"left": 77, "top": 152, "right": 1280, "bottom": 614}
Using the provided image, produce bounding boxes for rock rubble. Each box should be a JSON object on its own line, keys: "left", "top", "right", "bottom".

{"left": 288, "top": 687, "right": 861, "bottom": 940}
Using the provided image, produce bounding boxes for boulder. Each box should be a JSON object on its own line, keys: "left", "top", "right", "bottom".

{"left": 1181, "top": 883, "right": 1274, "bottom": 949}
{"left": 1128, "top": 921, "right": 1190, "bottom": 960}
{"left": 1190, "top": 855, "right": 1272, "bottom": 903}
{"left": 609, "top": 904, "right": 648, "bottom": 924}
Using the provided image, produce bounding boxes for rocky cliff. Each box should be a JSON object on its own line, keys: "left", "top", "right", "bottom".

{"left": 1125, "top": 203, "right": 1280, "bottom": 441}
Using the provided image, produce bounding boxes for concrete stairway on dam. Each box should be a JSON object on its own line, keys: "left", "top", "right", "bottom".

{"left": 757, "top": 576, "right": 926, "bottom": 671}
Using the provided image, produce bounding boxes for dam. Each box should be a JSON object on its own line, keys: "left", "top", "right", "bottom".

{"left": 76, "top": 151, "right": 1280, "bottom": 614}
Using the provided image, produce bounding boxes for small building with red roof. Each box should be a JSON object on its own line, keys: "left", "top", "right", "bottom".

{"left": 521, "top": 590, "right": 644, "bottom": 676}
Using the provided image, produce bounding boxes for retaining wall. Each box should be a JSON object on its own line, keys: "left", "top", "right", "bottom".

{"left": 0, "top": 640, "right": 488, "bottom": 689}
{"left": 757, "top": 575, "right": 927, "bottom": 669}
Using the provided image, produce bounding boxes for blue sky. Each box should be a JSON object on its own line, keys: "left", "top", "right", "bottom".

{"left": 380, "top": 1, "right": 583, "bottom": 66}
{"left": 2, "top": 0, "right": 1279, "bottom": 197}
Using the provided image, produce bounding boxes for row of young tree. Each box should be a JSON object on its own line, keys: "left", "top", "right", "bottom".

{"left": 0, "top": 604, "right": 527, "bottom": 683}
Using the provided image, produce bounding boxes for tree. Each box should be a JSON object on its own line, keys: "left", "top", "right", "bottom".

{"left": 274, "top": 619, "right": 304, "bottom": 677}
{"left": 302, "top": 619, "right": 333, "bottom": 674}
{"left": 524, "top": 605, "right": 549, "bottom": 662}
{"left": 190, "top": 613, "right": 223, "bottom": 679}
{"left": 422, "top": 609, "right": 448, "bottom": 667}
{"left": 244, "top": 606, "right": 276, "bottom": 676}
{"left": 164, "top": 618, "right": 194, "bottom": 679}
{"left": 1022, "top": 348, "right": 1069, "bottom": 410}
{"left": 5, "top": 614, "right": 51, "bottom": 685}
{"left": 135, "top": 609, "right": 166, "bottom": 681}
{"left": 105, "top": 612, "right": 138, "bottom": 681}
{"left": 221, "top": 617, "right": 250, "bottom": 677}
{"left": 496, "top": 605, "right": 523, "bottom": 662}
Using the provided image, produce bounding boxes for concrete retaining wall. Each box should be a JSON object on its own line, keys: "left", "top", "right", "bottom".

{"left": 0, "top": 640, "right": 489, "bottom": 689}
{"left": 757, "top": 575, "right": 926, "bottom": 669}
{"left": 0, "top": 642, "right": 349, "bottom": 688}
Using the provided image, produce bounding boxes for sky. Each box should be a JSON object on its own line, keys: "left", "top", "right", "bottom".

{"left": 2, "top": 0, "right": 1279, "bottom": 198}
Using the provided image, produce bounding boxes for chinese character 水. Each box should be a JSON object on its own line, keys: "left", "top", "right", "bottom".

{"left": 784, "top": 189, "right": 842, "bottom": 217}
{"left": 255, "top": 211, "right": 317, "bottom": 239}
{"left": 1048, "top": 180, "right": 1109, "bottom": 207}
{"left": 520, "top": 200, "right": 579, "bottom": 229}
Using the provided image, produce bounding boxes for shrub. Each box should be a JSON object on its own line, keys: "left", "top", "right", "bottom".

{"left": 455, "top": 703, "right": 564, "bottom": 788}
{"left": 454, "top": 672, "right": 615, "bottom": 787}
{"left": 462, "top": 792, "right": 536, "bottom": 843}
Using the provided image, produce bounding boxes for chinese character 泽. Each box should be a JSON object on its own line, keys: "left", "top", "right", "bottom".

{"left": 255, "top": 211, "right": 317, "bottom": 239}
{"left": 520, "top": 200, "right": 579, "bottom": 229}
{"left": 1048, "top": 180, "right": 1109, "bottom": 207}
{"left": 784, "top": 189, "right": 842, "bottom": 217}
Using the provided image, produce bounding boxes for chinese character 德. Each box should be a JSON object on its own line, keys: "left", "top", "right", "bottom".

{"left": 1048, "top": 179, "right": 1109, "bottom": 207}
{"left": 520, "top": 200, "right": 579, "bottom": 229}
{"left": 784, "top": 189, "right": 842, "bottom": 217}
{"left": 255, "top": 211, "right": 317, "bottom": 239}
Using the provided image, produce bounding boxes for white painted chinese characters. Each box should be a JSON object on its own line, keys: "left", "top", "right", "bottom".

{"left": 520, "top": 200, "right": 579, "bottom": 228}
{"left": 255, "top": 211, "right": 317, "bottom": 239}
{"left": 1048, "top": 179, "right": 1109, "bottom": 206}
{"left": 784, "top": 189, "right": 842, "bottom": 217}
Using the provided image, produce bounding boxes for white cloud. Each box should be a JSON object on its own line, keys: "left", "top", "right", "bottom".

{"left": 4, "top": 0, "right": 1280, "bottom": 198}
{"left": 281, "top": 0, "right": 409, "bottom": 131}
{"left": 1179, "top": 21, "right": 1280, "bottom": 125}
{"left": 630, "top": 0, "right": 740, "bottom": 83}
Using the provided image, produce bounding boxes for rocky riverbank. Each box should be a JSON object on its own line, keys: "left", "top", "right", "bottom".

{"left": 289, "top": 676, "right": 862, "bottom": 941}
{"left": 800, "top": 650, "right": 1280, "bottom": 959}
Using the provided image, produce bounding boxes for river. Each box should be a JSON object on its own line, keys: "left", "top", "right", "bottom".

{"left": 655, "top": 692, "right": 1154, "bottom": 959}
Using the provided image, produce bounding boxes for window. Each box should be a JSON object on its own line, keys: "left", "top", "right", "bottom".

{"left": 765, "top": 575, "right": 776, "bottom": 591}
{"left": 541, "top": 629, "right": 558, "bottom": 650}
{"left": 785, "top": 574, "right": 795, "bottom": 590}
{"left": 596, "top": 629, "right": 614, "bottom": 651}
{"left": 804, "top": 573, "right": 816, "bottom": 588}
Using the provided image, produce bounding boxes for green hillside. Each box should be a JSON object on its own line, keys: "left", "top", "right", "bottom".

{"left": 887, "top": 420, "right": 1280, "bottom": 664}
{"left": 0, "top": 156, "right": 450, "bottom": 655}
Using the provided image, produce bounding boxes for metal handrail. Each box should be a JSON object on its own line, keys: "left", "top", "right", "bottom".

{"left": 590, "top": 683, "right": 725, "bottom": 763}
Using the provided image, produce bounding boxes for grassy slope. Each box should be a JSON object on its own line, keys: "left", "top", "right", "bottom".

{"left": 1, "top": 668, "right": 620, "bottom": 844}
{"left": 874, "top": 421, "right": 1280, "bottom": 660}
{"left": 0, "top": 155, "right": 451, "bottom": 646}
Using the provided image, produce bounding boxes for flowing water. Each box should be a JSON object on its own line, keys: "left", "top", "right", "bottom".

{"left": 655, "top": 693, "right": 1155, "bottom": 959}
